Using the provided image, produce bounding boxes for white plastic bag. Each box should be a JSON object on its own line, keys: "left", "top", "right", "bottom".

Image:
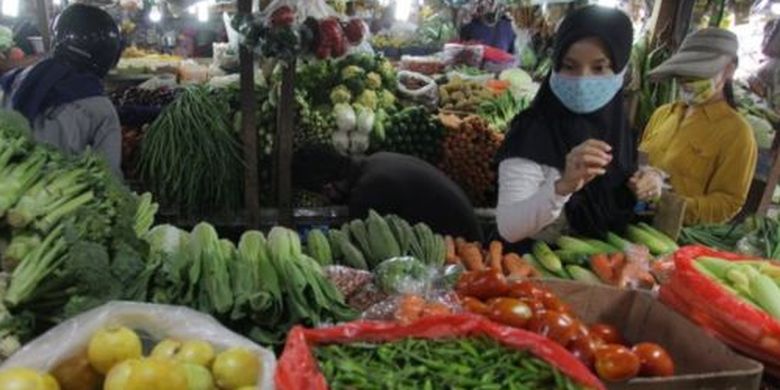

{"left": 1, "top": 301, "right": 276, "bottom": 390}
{"left": 262, "top": 0, "right": 339, "bottom": 24}
{"left": 396, "top": 71, "right": 438, "bottom": 107}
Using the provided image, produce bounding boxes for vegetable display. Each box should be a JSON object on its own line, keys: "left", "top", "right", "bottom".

{"left": 142, "top": 224, "right": 356, "bottom": 345}
{"left": 477, "top": 91, "right": 528, "bottom": 133}
{"left": 438, "top": 77, "right": 495, "bottom": 113}
{"left": 439, "top": 116, "right": 503, "bottom": 206}
{"left": 456, "top": 277, "right": 676, "bottom": 382}
{"left": 138, "top": 85, "right": 243, "bottom": 212}
{"left": 0, "top": 111, "right": 154, "bottom": 358}
{"left": 381, "top": 107, "right": 445, "bottom": 164}
{"left": 315, "top": 337, "right": 587, "bottom": 390}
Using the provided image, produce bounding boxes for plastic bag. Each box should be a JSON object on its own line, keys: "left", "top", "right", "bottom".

{"left": 1, "top": 301, "right": 276, "bottom": 390}
{"left": 396, "top": 70, "right": 438, "bottom": 107}
{"left": 275, "top": 314, "right": 604, "bottom": 390}
{"left": 399, "top": 55, "right": 445, "bottom": 75}
{"left": 362, "top": 258, "right": 462, "bottom": 323}
{"left": 262, "top": 0, "right": 339, "bottom": 24}
{"left": 659, "top": 246, "right": 780, "bottom": 374}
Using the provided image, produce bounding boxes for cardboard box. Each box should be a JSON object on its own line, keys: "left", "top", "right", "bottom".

{"left": 541, "top": 280, "right": 764, "bottom": 390}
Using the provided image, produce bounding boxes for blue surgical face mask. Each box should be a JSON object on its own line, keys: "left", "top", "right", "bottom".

{"left": 549, "top": 69, "right": 627, "bottom": 114}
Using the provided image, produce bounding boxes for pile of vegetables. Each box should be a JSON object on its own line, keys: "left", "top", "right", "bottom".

{"left": 693, "top": 256, "right": 780, "bottom": 322}
{"left": 0, "top": 111, "right": 154, "bottom": 357}
{"left": 381, "top": 107, "right": 445, "bottom": 164}
{"left": 477, "top": 91, "right": 528, "bottom": 133}
{"left": 439, "top": 116, "right": 503, "bottom": 206}
{"left": 294, "top": 92, "right": 335, "bottom": 152}
{"left": 2, "top": 326, "right": 263, "bottom": 390}
{"left": 681, "top": 216, "right": 780, "bottom": 259}
{"left": 438, "top": 77, "right": 494, "bottom": 113}
{"left": 141, "top": 223, "right": 356, "bottom": 345}
{"left": 457, "top": 278, "right": 675, "bottom": 382}
{"left": 138, "top": 85, "right": 243, "bottom": 212}
{"left": 306, "top": 210, "right": 446, "bottom": 270}
{"left": 295, "top": 54, "right": 398, "bottom": 156}
{"left": 526, "top": 224, "right": 677, "bottom": 287}
{"left": 315, "top": 337, "right": 587, "bottom": 389}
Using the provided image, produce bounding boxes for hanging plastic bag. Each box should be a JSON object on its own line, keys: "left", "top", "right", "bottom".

{"left": 1, "top": 301, "right": 276, "bottom": 390}
{"left": 396, "top": 70, "right": 438, "bottom": 108}
{"left": 262, "top": 0, "right": 339, "bottom": 24}
{"left": 659, "top": 246, "right": 780, "bottom": 374}
{"left": 275, "top": 314, "right": 604, "bottom": 390}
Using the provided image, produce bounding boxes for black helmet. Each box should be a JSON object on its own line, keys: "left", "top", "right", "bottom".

{"left": 52, "top": 4, "right": 123, "bottom": 77}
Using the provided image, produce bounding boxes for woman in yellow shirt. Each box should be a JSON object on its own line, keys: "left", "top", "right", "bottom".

{"left": 638, "top": 28, "right": 757, "bottom": 225}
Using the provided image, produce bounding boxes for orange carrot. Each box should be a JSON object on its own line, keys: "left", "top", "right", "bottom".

{"left": 445, "top": 236, "right": 457, "bottom": 263}
{"left": 488, "top": 241, "right": 504, "bottom": 273}
{"left": 455, "top": 237, "right": 469, "bottom": 256}
{"left": 502, "top": 253, "right": 531, "bottom": 279}
{"left": 590, "top": 254, "right": 614, "bottom": 284}
{"left": 395, "top": 295, "right": 426, "bottom": 325}
{"left": 461, "top": 244, "right": 485, "bottom": 271}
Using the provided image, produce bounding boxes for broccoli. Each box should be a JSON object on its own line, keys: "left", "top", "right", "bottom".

{"left": 330, "top": 85, "right": 353, "bottom": 105}
{"left": 356, "top": 90, "right": 378, "bottom": 110}
{"left": 366, "top": 72, "right": 382, "bottom": 90}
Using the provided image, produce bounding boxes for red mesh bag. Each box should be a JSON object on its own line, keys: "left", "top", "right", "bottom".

{"left": 659, "top": 245, "right": 780, "bottom": 373}
{"left": 275, "top": 313, "right": 604, "bottom": 390}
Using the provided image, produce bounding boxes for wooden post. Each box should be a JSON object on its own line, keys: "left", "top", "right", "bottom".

{"left": 238, "top": 0, "right": 261, "bottom": 228}
{"left": 35, "top": 0, "right": 51, "bottom": 50}
{"left": 276, "top": 61, "right": 296, "bottom": 227}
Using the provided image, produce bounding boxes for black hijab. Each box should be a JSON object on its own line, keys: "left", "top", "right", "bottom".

{"left": 496, "top": 6, "right": 636, "bottom": 237}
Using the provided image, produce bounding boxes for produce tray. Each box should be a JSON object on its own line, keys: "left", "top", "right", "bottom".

{"left": 541, "top": 279, "right": 764, "bottom": 390}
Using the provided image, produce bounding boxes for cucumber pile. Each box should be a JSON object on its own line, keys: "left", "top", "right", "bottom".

{"left": 305, "top": 210, "right": 446, "bottom": 270}
{"left": 381, "top": 107, "right": 445, "bottom": 165}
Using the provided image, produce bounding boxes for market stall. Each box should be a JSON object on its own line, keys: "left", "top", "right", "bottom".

{"left": 2, "top": 0, "right": 780, "bottom": 389}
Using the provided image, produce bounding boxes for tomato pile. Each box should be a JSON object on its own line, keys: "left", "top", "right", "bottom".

{"left": 456, "top": 270, "right": 675, "bottom": 382}
{"left": 0, "top": 326, "right": 262, "bottom": 390}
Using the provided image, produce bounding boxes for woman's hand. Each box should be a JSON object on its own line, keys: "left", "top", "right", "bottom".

{"left": 630, "top": 169, "right": 664, "bottom": 201}
{"left": 555, "top": 139, "right": 612, "bottom": 196}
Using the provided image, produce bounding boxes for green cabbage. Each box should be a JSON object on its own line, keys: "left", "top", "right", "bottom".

{"left": 0, "top": 26, "right": 13, "bottom": 52}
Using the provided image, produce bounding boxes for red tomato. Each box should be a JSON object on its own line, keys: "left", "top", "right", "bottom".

{"left": 540, "top": 291, "right": 571, "bottom": 313}
{"left": 632, "top": 343, "right": 675, "bottom": 377}
{"left": 594, "top": 344, "right": 640, "bottom": 382}
{"left": 460, "top": 297, "right": 489, "bottom": 315}
{"left": 589, "top": 323, "right": 625, "bottom": 345}
{"left": 507, "top": 280, "right": 545, "bottom": 299}
{"left": 456, "top": 270, "right": 510, "bottom": 300}
{"left": 526, "top": 311, "right": 578, "bottom": 346}
{"left": 568, "top": 333, "right": 598, "bottom": 368}
{"left": 519, "top": 298, "right": 545, "bottom": 315}
{"left": 488, "top": 298, "right": 533, "bottom": 328}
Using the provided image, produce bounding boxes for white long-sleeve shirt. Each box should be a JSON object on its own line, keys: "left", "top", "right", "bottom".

{"left": 496, "top": 157, "right": 571, "bottom": 243}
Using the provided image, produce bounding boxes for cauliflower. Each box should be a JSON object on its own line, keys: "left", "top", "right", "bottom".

{"left": 366, "top": 72, "right": 382, "bottom": 90}
{"left": 330, "top": 85, "right": 352, "bottom": 105}
{"left": 378, "top": 90, "right": 396, "bottom": 110}
{"left": 334, "top": 103, "right": 357, "bottom": 132}
{"left": 341, "top": 65, "right": 366, "bottom": 82}
{"left": 378, "top": 59, "right": 396, "bottom": 86}
{"left": 355, "top": 90, "right": 378, "bottom": 110}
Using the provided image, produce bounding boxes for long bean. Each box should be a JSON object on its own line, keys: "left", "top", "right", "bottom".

{"left": 314, "top": 337, "right": 585, "bottom": 390}
{"left": 138, "top": 85, "right": 243, "bottom": 212}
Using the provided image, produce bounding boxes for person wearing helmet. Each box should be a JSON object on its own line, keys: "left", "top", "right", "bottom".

{"left": 0, "top": 4, "right": 124, "bottom": 177}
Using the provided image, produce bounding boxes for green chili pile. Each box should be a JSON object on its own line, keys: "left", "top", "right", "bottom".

{"left": 315, "top": 337, "right": 584, "bottom": 390}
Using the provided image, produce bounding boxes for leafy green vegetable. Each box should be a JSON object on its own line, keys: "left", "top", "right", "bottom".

{"left": 375, "top": 257, "right": 430, "bottom": 295}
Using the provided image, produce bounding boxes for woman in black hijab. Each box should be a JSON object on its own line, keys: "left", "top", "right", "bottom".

{"left": 496, "top": 6, "right": 659, "bottom": 244}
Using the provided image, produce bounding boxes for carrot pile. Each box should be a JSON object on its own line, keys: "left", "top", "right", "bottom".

{"left": 445, "top": 237, "right": 540, "bottom": 280}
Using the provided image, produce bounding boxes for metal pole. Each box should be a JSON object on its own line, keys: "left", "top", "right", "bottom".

{"left": 35, "top": 0, "right": 51, "bottom": 51}
{"left": 238, "top": 0, "right": 261, "bottom": 228}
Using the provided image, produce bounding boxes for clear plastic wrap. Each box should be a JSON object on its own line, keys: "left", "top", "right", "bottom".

{"left": 1, "top": 301, "right": 276, "bottom": 390}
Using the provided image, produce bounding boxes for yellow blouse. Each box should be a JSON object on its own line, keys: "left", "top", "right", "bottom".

{"left": 639, "top": 100, "right": 757, "bottom": 225}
